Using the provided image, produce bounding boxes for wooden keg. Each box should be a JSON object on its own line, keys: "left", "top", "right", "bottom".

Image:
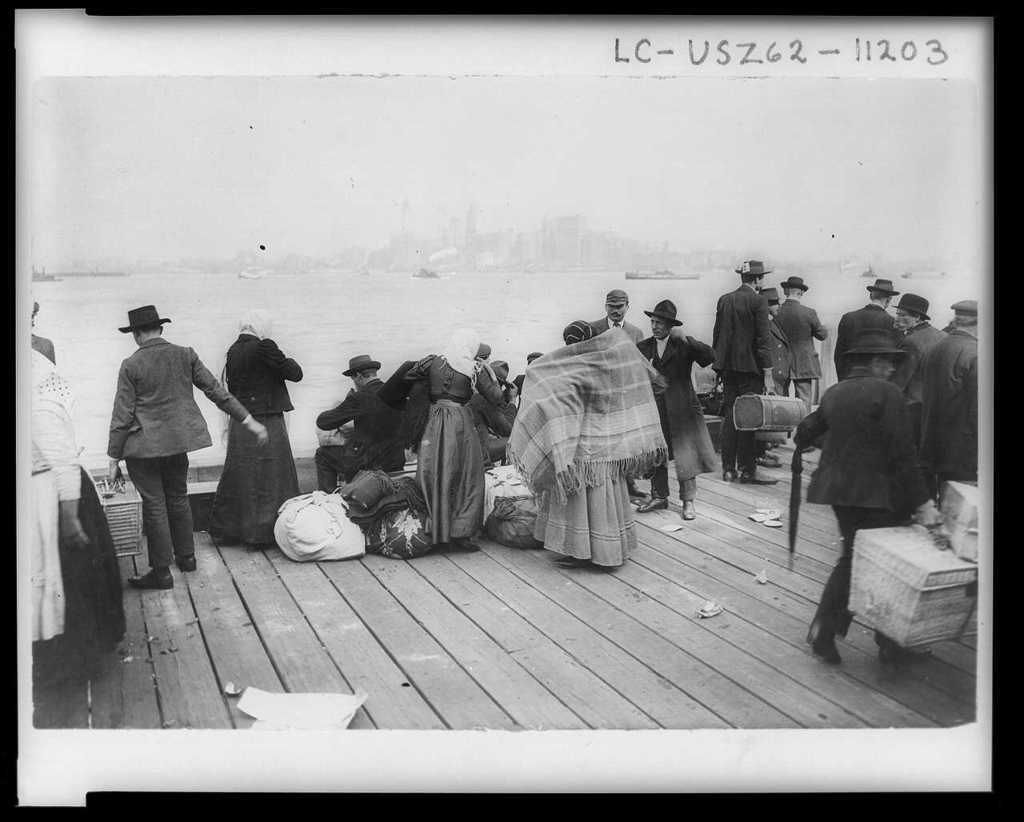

{"left": 732, "top": 394, "right": 808, "bottom": 432}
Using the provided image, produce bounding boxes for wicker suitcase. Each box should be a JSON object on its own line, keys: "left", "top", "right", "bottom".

{"left": 849, "top": 525, "right": 977, "bottom": 647}
{"left": 940, "top": 481, "right": 979, "bottom": 562}
{"left": 733, "top": 394, "right": 807, "bottom": 432}
{"left": 95, "top": 477, "right": 144, "bottom": 557}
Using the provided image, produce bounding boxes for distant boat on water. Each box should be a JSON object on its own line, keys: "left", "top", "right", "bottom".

{"left": 625, "top": 269, "right": 700, "bottom": 280}
{"left": 238, "top": 267, "right": 266, "bottom": 280}
{"left": 860, "top": 265, "right": 876, "bottom": 278}
{"left": 412, "top": 268, "right": 440, "bottom": 279}
{"left": 902, "top": 270, "right": 947, "bottom": 280}
{"left": 31, "top": 267, "right": 61, "bottom": 282}
{"left": 34, "top": 266, "right": 124, "bottom": 279}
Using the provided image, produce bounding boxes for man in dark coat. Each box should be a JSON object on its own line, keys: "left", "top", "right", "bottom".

{"left": 107, "top": 305, "right": 268, "bottom": 590}
{"left": 468, "top": 360, "right": 519, "bottom": 466}
{"left": 590, "top": 289, "right": 644, "bottom": 344}
{"left": 776, "top": 276, "right": 828, "bottom": 410}
{"left": 31, "top": 301, "right": 56, "bottom": 364}
{"left": 834, "top": 278, "right": 899, "bottom": 380}
{"left": 635, "top": 300, "right": 718, "bottom": 520}
{"left": 755, "top": 288, "right": 791, "bottom": 468}
{"left": 712, "top": 260, "right": 777, "bottom": 484}
{"left": 795, "top": 328, "right": 941, "bottom": 665}
{"left": 315, "top": 354, "right": 407, "bottom": 491}
{"left": 919, "top": 300, "right": 978, "bottom": 494}
{"left": 890, "top": 293, "right": 947, "bottom": 448}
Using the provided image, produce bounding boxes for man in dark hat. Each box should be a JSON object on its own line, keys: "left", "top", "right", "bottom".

{"left": 795, "top": 328, "right": 941, "bottom": 665}
{"left": 108, "top": 305, "right": 268, "bottom": 590}
{"left": 712, "top": 260, "right": 777, "bottom": 484}
{"left": 755, "top": 288, "right": 791, "bottom": 468}
{"left": 590, "top": 289, "right": 644, "bottom": 344}
{"left": 919, "top": 300, "right": 978, "bottom": 494}
{"left": 468, "top": 359, "right": 519, "bottom": 467}
{"left": 776, "top": 276, "right": 828, "bottom": 410}
{"left": 31, "top": 301, "right": 56, "bottom": 364}
{"left": 635, "top": 300, "right": 718, "bottom": 520}
{"left": 315, "top": 354, "right": 407, "bottom": 491}
{"left": 890, "top": 293, "right": 947, "bottom": 448}
{"left": 834, "top": 278, "right": 899, "bottom": 380}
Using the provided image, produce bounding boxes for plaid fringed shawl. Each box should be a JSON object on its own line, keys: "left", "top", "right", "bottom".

{"left": 509, "top": 329, "right": 668, "bottom": 502}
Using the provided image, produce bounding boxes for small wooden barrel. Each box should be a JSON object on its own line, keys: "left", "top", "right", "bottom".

{"left": 95, "top": 477, "right": 144, "bottom": 556}
{"left": 733, "top": 394, "right": 808, "bottom": 432}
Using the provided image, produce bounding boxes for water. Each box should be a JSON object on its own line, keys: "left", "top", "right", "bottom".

{"left": 31, "top": 266, "right": 976, "bottom": 463}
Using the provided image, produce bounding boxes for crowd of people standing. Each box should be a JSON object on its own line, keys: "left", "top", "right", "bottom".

{"left": 27, "top": 261, "right": 980, "bottom": 720}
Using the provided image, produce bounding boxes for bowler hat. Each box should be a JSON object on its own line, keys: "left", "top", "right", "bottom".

{"left": 735, "top": 260, "right": 772, "bottom": 277}
{"left": 643, "top": 299, "right": 683, "bottom": 327}
{"left": 476, "top": 343, "right": 491, "bottom": 360}
{"left": 866, "top": 278, "right": 900, "bottom": 296}
{"left": 843, "top": 328, "right": 905, "bottom": 358}
{"left": 895, "top": 293, "right": 930, "bottom": 320}
{"left": 780, "top": 276, "right": 809, "bottom": 292}
{"left": 951, "top": 299, "right": 977, "bottom": 316}
{"left": 605, "top": 289, "right": 629, "bottom": 304}
{"left": 342, "top": 354, "right": 382, "bottom": 376}
{"left": 760, "top": 287, "right": 781, "bottom": 304}
{"left": 119, "top": 305, "right": 172, "bottom": 333}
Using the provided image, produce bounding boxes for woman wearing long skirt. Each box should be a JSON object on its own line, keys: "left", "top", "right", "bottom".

{"left": 404, "top": 329, "right": 508, "bottom": 552}
{"left": 509, "top": 321, "right": 668, "bottom": 569}
{"left": 31, "top": 350, "right": 125, "bottom": 727}
{"left": 210, "top": 310, "right": 303, "bottom": 547}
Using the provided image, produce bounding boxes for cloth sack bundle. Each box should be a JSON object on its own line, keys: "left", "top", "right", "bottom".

{"left": 484, "top": 464, "right": 532, "bottom": 519}
{"left": 274, "top": 491, "right": 366, "bottom": 562}
{"left": 366, "top": 508, "right": 434, "bottom": 560}
{"left": 340, "top": 469, "right": 395, "bottom": 510}
{"left": 485, "top": 495, "right": 544, "bottom": 549}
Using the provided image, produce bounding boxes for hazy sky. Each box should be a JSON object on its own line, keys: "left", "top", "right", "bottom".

{"left": 29, "top": 75, "right": 980, "bottom": 266}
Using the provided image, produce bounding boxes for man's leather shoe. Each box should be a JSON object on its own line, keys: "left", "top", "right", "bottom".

{"left": 176, "top": 555, "right": 197, "bottom": 572}
{"left": 756, "top": 455, "right": 782, "bottom": 468}
{"left": 453, "top": 538, "right": 481, "bottom": 553}
{"left": 129, "top": 568, "right": 173, "bottom": 590}
{"left": 810, "top": 637, "right": 842, "bottom": 665}
{"left": 636, "top": 497, "right": 668, "bottom": 513}
{"left": 739, "top": 472, "right": 779, "bottom": 485}
{"left": 722, "top": 469, "right": 738, "bottom": 483}
{"left": 681, "top": 501, "right": 696, "bottom": 520}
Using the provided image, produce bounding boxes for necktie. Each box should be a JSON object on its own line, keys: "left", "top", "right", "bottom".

{"left": 614, "top": 322, "right": 621, "bottom": 328}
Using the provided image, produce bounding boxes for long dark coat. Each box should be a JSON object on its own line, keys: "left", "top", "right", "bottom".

{"left": 769, "top": 316, "right": 792, "bottom": 382}
{"left": 776, "top": 299, "right": 827, "bottom": 379}
{"left": 919, "top": 328, "right": 977, "bottom": 478}
{"left": 712, "top": 285, "right": 772, "bottom": 374}
{"left": 223, "top": 333, "right": 303, "bottom": 415}
{"left": 637, "top": 334, "right": 718, "bottom": 481}
{"left": 834, "top": 304, "right": 896, "bottom": 379}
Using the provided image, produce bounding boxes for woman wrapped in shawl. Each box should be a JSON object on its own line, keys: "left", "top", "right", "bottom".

{"left": 509, "top": 322, "right": 668, "bottom": 568}
{"left": 403, "top": 328, "right": 507, "bottom": 551}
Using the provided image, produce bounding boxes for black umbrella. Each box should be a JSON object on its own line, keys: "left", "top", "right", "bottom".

{"left": 789, "top": 447, "right": 804, "bottom": 570}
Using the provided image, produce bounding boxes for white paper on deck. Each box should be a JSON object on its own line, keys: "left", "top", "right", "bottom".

{"left": 237, "top": 687, "right": 368, "bottom": 730}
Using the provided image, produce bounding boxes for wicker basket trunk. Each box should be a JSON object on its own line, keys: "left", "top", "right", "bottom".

{"left": 95, "top": 478, "right": 144, "bottom": 557}
{"left": 733, "top": 394, "right": 807, "bottom": 432}
{"left": 850, "top": 525, "right": 977, "bottom": 647}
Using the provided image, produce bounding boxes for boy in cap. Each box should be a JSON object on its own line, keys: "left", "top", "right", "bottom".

{"left": 834, "top": 278, "right": 899, "bottom": 380}
{"left": 919, "top": 300, "right": 978, "bottom": 494}
{"left": 590, "top": 289, "right": 644, "bottom": 344}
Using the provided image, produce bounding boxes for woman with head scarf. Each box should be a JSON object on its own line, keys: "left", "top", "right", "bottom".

{"left": 509, "top": 320, "right": 668, "bottom": 568}
{"left": 31, "top": 349, "right": 125, "bottom": 726}
{"left": 403, "top": 328, "right": 509, "bottom": 551}
{"left": 210, "top": 309, "right": 304, "bottom": 548}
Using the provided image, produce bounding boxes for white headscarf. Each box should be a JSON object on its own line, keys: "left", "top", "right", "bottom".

{"left": 441, "top": 328, "right": 480, "bottom": 380}
{"left": 32, "top": 348, "right": 75, "bottom": 416}
{"left": 239, "top": 308, "right": 273, "bottom": 340}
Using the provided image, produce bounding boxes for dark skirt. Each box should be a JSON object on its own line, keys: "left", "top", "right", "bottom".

{"left": 417, "top": 400, "right": 485, "bottom": 544}
{"left": 33, "top": 468, "right": 126, "bottom": 691}
{"left": 210, "top": 413, "right": 299, "bottom": 544}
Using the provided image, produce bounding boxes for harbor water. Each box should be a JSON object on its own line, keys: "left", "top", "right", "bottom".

{"left": 30, "top": 266, "right": 975, "bottom": 463}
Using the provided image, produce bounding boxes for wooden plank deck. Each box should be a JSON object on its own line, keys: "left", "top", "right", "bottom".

{"left": 39, "top": 443, "right": 977, "bottom": 730}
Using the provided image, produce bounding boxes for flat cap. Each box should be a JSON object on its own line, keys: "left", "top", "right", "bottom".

{"left": 605, "top": 289, "right": 629, "bottom": 304}
{"left": 951, "top": 299, "right": 977, "bottom": 316}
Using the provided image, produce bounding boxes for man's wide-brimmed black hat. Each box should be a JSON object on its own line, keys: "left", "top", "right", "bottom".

{"left": 896, "top": 293, "right": 930, "bottom": 321}
{"left": 119, "top": 305, "right": 172, "bottom": 333}
{"left": 866, "top": 278, "right": 900, "bottom": 296}
{"left": 735, "top": 260, "right": 772, "bottom": 276}
{"left": 343, "top": 354, "right": 381, "bottom": 376}
{"left": 643, "top": 299, "right": 683, "bottom": 327}
{"left": 843, "top": 328, "right": 905, "bottom": 358}
{"left": 780, "top": 276, "right": 809, "bottom": 292}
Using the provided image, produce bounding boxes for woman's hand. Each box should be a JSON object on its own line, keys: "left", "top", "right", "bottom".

{"left": 243, "top": 415, "right": 269, "bottom": 447}
{"left": 59, "top": 499, "right": 90, "bottom": 550}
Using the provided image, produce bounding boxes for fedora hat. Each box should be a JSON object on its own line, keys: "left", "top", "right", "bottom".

{"left": 643, "top": 299, "right": 683, "bottom": 327}
{"left": 843, "top": 329, "right": 905, "bottom": 358}
{"left": 760, "top": 287, "right": 781, "bottom": 304}
{"left": 866, "top": 278, "right": 900, "bottom": 296}
{"left": 119, "top": 305, "right": 172, "bottom": 333}
{"left": 780, "top": 276, "right": 809, "bottom": 292}
{"left": 895, "top": 293, "right": 930, "bottom": 320}
{"left": 735, "top": 260, "right": 772, "bottom": 276}
{"left": 342, "top": 354, "right": 381, "bottom": 377}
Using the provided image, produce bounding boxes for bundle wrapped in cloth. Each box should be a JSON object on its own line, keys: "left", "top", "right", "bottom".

{"left": 508, "top": 329, "right": 667, "bottom": 502}
{"left": 342, "top": 470, "right": 433, "bottom": 560}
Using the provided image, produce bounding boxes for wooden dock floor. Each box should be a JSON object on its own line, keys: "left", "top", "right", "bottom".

{"left": 42, "top": 445, "right": 977, "bottom": 730}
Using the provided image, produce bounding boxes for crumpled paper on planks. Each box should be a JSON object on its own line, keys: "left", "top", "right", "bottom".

{"left": 237, "top": 686, "right": 368, "bottom": 730}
